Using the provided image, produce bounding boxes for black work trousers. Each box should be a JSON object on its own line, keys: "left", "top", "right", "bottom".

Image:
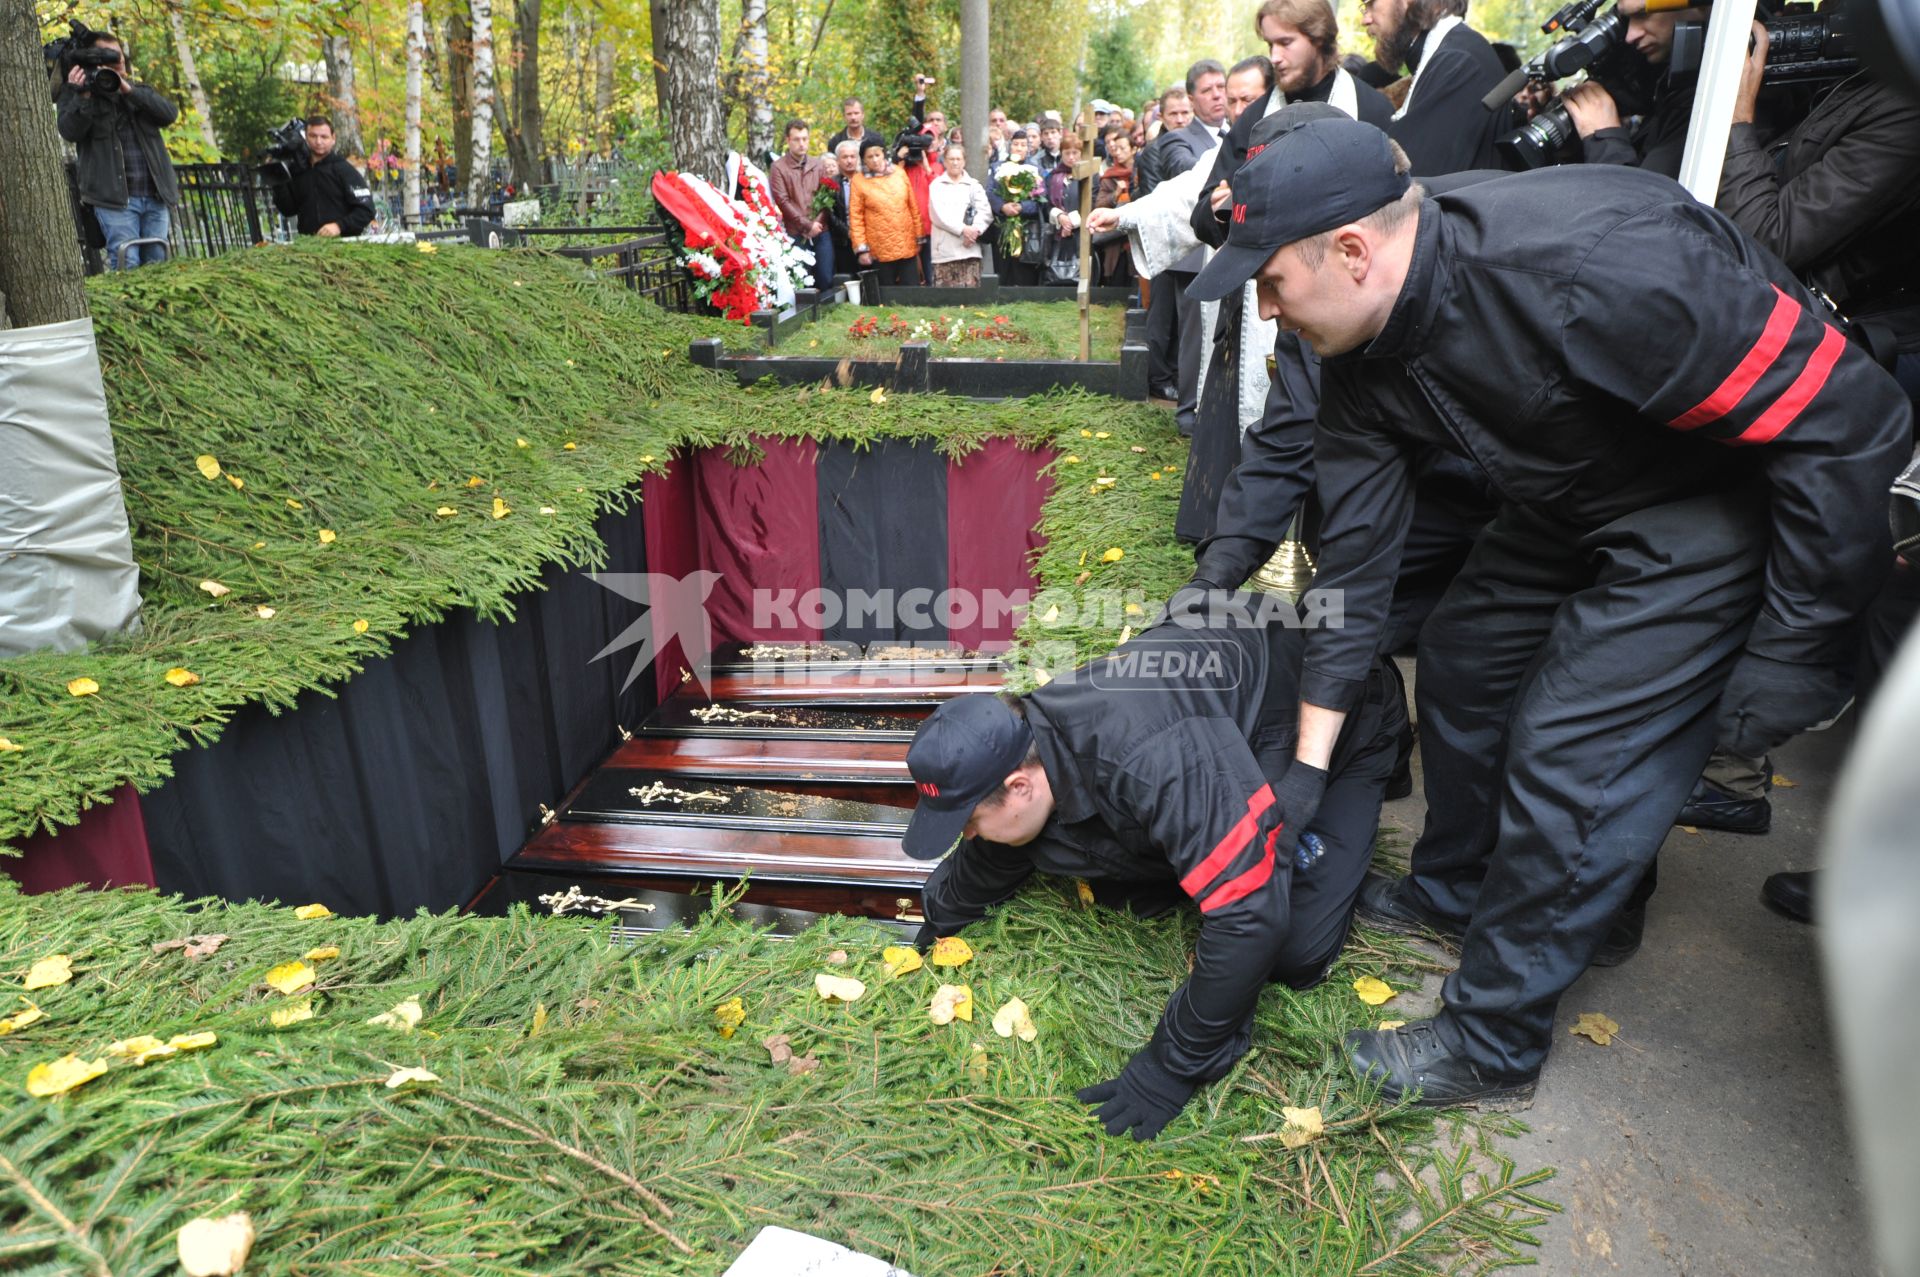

{"left": 1404, "top": 490, "right": 1768, "bottom": 1076}
{"left": 871, "top": 255, "right": 923, "bottom": 287}
{"left": 1146, "top": 270, "right": 1179, "bottom": 399}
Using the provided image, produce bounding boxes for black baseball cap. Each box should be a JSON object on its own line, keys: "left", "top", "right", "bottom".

{"left": 1189, "top": 114, "right": 1409, "bottom": 303}
{"left": 901, "top": 694, "right": 1035, "bottom": 860}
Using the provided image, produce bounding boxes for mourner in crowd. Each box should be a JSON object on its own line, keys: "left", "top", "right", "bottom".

{"left": 927, "top": 140, "right": 993, "bottom": 287}
{"left": 768, "top": 119, "right": 837, "bottom": 288}
{"left": 826, "top": 97, "right": 875, "bottom": 159}
{"left": 1362, "top": 0, "right": 1511, "bottom": 172}
{"left": 823, "top": 141, "right": 863, "bottom": 281}
{"left": 990, "top": 131, "right": 1046, "bottom": 286}
{"left": 905, "top": 612, "right": 1409, "bottom": 1142}
{"left": 849, "top": 139, "right": 924, "bottom": 285}
{"left": 53, "top": 30, "right": 181, "bottom": 269}
{"left": 1187, "top": 115, "right": 1910, "bottom": 1107}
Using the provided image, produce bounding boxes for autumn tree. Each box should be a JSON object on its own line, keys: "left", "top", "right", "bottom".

{"left": 0, "top": 0, "right": 88, "bottom": 328}
{"left": 658, "top": 0, "right": 724, "bottom": 183}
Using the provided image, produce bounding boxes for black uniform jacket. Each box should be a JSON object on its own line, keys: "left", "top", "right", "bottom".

{"left": 1582, "top": 74, "right": 1696, "bottom": 181}
{"left": 1299, "top": 165, "right": 1914, "bottom": 712}
{"left": 1191, "top": 73, "right": 1395, "bottom": 251}
{"left": 921, "top": 616, "right": 1399, "bottom": 1084}
{"left": 273, "top": 152, "right": 376, "bottom": 237}
{"left": 1387, "top": 21, "right": 1512, "bottom": 175}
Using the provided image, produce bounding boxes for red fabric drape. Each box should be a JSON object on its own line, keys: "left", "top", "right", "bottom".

{"left": 5, "top": 784, "right": 155, "bottom": 893}
{"left": 947, "top": 441, "right": 1055, "bottom": 651}
{"left": 693, "top": 439, "right": 824, "bottom": 646}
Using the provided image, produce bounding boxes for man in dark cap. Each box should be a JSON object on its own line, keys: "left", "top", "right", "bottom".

{"left": 902, "top": 610, "right": 1407, "bottom": 1141}
{"left": 1187, "top": 118, "right": 1911, "bottom": 1107}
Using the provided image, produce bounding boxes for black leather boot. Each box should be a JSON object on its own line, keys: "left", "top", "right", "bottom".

{"left": 1675, "top": 774, "right": 1772, "bottom": 835}
{"left": 1762, "top": 870, "right": 1814, "bottom": 924}
{"left": 1345, "top": 1020, "right": 1538, "bottom": 1109}
{"left": 1355, "top": 873, "right": 1465, "bottom": 942}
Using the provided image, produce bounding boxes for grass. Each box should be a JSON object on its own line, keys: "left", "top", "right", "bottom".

{"left": 765, "top": 302, "right": 1129, "bottom": 361}
{"left": 0, "top": 874, "right": 1554, "bottom": 1274}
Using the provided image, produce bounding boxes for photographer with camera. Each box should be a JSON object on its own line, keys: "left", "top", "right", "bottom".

{"left": 51, "top": 27, "right": 180, "bottom": 270}
{"left": 1559, "top": 5, "right": 1702, "bottom": 176}
{"left": 267, "top": 117, "right": 375, "bottom": 239}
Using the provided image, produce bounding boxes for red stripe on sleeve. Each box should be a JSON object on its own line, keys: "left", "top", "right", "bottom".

{"left": 1732, "top": 324, "right": 1846, "bottom": 446}
{"left": 1177, "top": 784, "right": 1275, "bottom": 898}
{"left": 1669, "top": 287, "right": 1800, "bottom": 430}
{"left": 1198, "top": 844, "right": 1277, "bottom": 913}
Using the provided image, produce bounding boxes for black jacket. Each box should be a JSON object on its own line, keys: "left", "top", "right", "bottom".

{"left": 1718, "top": 76, "right": 1920, "bottom": 345}
{"left": 1387, "top": 20, "right": 1512, "bottom": 175}
{"left": 1581, "top": 74, "right": 1696, "bottom": 180}
{"left": 1133, "top": 131, "right": 1170, "bottom": 197}
{"left": 54, "top": 82, "right": 180, "bottom": 210}
{"left": 272, "top": 151, "right": 376, "bottom": 237}
{"left": 1191, "top": 73, "right": 1396, "bottom": 251}
{"left": 1301, "top": 165, "right": 1913, "bottom": 711}
{"left": 920, "top": 616, "right": 1401, "bottom": 1083}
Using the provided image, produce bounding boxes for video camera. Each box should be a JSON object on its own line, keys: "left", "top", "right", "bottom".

{"left": 1486, "top": 0, "right": 1646, "bottom": 168}
{"left": 43, "top": 21, "right": 124, "bottom": 96}
{"left": 258, "top": 118, "right": 311, "bottom": 187}
{"left": 1670, "top": 0, "right": 1858, "bottom": 85}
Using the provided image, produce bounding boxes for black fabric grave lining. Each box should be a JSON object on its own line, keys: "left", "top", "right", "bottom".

{"left": 815, "top": 439, "right": 950, "bottom": 646}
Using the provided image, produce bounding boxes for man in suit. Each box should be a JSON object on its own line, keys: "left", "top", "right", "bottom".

{"left": 1363, "top": 0, "right": 1511, "bottom": 173}
{"left": 1157, "top": 59, "right": 1231, "bottom": 441}
{"left": 1135, "top": 86, "right": 1193, "bottom": 400}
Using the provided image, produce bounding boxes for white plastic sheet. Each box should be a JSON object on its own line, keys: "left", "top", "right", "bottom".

{"left": 0, "top": 316, "right": 142, "bottom": 656}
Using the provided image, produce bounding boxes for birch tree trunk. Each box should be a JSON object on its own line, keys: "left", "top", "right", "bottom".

{"left": 660, "top": 0, "right": 725, "bottom": 185}
{"left": 321, "top": 35, "right": 367, "bottom": 159}
{"left": 166, "top": 4, "right": 220, "bottom": 155}
{"left": 468, "top": 0, "right": 495, "bottom": 208}
{"left": 741, "top": 0, "right": 772, "bottom": 162}
{"left": 405, "top": 0, "right": 425, "bottom": 221}
{"left": 0, "top": 0, "right": 88, "bottom": 327}
{"left": 593, "top": 37, "right": 614, "bottom": 157}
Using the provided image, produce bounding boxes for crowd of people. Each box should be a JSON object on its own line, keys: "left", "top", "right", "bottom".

{"left": 882, "top": 0, "right": 1920, "bottom": 1147}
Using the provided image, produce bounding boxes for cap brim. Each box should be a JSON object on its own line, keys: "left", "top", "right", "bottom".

{"left": 1188, "top": 241, "right": 1271, "bottom": 303}
{"left": 901, "top": 800, "right": 971, "bottom": 860}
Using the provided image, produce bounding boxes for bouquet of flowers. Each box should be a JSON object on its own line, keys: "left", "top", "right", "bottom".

{"left": 810, "top": 180, "right": 839, "bottom": 218}
{"left": 651, "top": 166, "right": 814, "bottom": 324}
{"left": 997, "top": 167, "right": 1040, "bottom": 261}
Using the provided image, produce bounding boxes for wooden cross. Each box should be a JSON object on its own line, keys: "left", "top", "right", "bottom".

{"left": 1071, "top": 109, "right": 1102, "bottom": 361}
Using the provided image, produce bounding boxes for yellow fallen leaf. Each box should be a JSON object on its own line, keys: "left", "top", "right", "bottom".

{"left": 0, "top": 737, "right": 22, "bottom": 752}
{"left": 384, "top": 1066, "right": 440, "bottom": 1088}
{"left": 303, "top": 946, "right": 340, "bottom": 962}
{"left": 1678, "top": 825, "right": 1700, "bottom": 835}
{"left": 1352, "top": 976, "right": 1396, "bottom": 1007}
{"left": 1772, "top": 774, "right": 1797, "bottom": 789}
{"left": 640, "top": 455, "right": 656, "bottom": 464}
{"left": 870, "top": 387, "right": 887, "bottom": 405}
{"left": 1129, "top": 445, "right": 1147, "bottom": 453}
{"left": 967, "top": 1042, "right": 990, "bottom": 1081}
{"left": 253, "top": 541, "right": 265, "bottom": 549}
{"left": 0, "top": 1000, "right": 45, "bottom": 1035}
{"left": 265, "top": 962, "right": 315, "bottom": 994}
{"left": 529, "top": 1002, "right": 548, "bottom": 1037}
{"left": 1150, "top": 471, "right": 1163, "bottom": 480}
{"left": 254, "top": 606, "right": 276, "bottom": 620}
{"left": 1279, "top": 1104, "right": 1324, "bottom": 1149}
{"left": 467, "top": 475, "right": 486, "bottom": 488}
{"left": 294, "top": 903, "right": 334, "bottom": 920}
{"left": 1074, "top": 571, "right": 1092, "bottom": 586}
{"left": 270, "top": 999, "right": 314, "bottom": 1028}
{"left": 1078, "top": 550, "right": 1088, "bottom": 566}
{"left": 1094, "top": 431, "right": 1112, "bottom": 439}
{"left": 1570, "top": 1011, "right": 1620, "bottom": 1046}
{"left": 1079, "top": 429, "right": 1093, "bottom": 438}
{"left": 815, "top": 973, "right": 867, "bottom": 1002}
{"left": 416, "top": 241, "right": 438, "bottom": 254}
{"left": 563, "top": 442, "right": 577, "bottom": 451}
{"left": 164, "top": 668, "right": 202, "bottom": 687}
{"left": 23, "top": 955, "right": 72, "bottom": 990}
{"left": 435, "top": 504, "right": 459, "bottom": 517}
{"left": 226, "top": 473, "right": 245, "bottom": 490}
{"left": 177, "top": 1212, "right": 255, "bottom": 1277}
{"left": 715, "top": 996, "right": 746, "bottom": 1038}
{"left": 1032, "top": 667, "right": 1053, "bottom": 686}
{"left": 826, "top": 949, "right": 849, "bottom": 966}
{"left": 317, "top": 529, "right": 337, "bottom": 544}
{"left": 285, "top": 498, "right": 304, "bottom": 511}
{"left": 1062, "top": 454, "right": 1082, "bottom": 464}
{"left": 67, "top": 678, "right": 99, "bottom": 698}
{"left": 491, "top": 497, "right": 511, "bottom": 519}
{"left": 1094, "top": 477, "right": 1117, "bottom": 487}
{"left": 516, "top": 437, "right": 530, "bottom": 448}
{"left": 25, "top": 1054, "right": 108, "bottom": 1097}
{"left": 882, "top": 946, "right": 923, "bottom": 978}
{"left": 195, "top": 454, "right": 222, "bottom": 480}
{"left": 1378, "top": 1019, "right": 1406, "bottom": 1031}
{"left": 565, "top": 358, "right": 575, "bottom": 367}
{"left": 1125, "top": 603, "right": 1143, "bottom": 616}
{"left": 169, "top": 1031, "right": 218, "bottom": 1052}
{"left": 1041, "top": 604, "right": 1060, "bottom": 624}
{"left": 107, "top": 1035, "right": 178, "bottom": 1065}
{"left": 808, "top": 339, "right": 819, "bottom": 347}
{"left": 1075, "top": 879, "right": 1096, "bottom": 907}
{"left": 929, "top": 936, "right": 973, "bottom": 968}
{"left": 1100, "top": 548, "right": 1124, "bottom": 563}
{"left": 368, "top": 996, "right": 424, "bottom": 1031}
{"left": 352, "top": 619, "right": 369, "bottom": 634}
{"left": 992, "top": 996, "right": 1037, "bottom": 1042}
{"left": 929, "top": 984, "right": 973, "bottom": 1025}
{"left": 200, "top": 580, "right": 231, "bottom": 598}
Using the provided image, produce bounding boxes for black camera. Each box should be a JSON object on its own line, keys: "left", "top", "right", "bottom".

{"left": 1491, "top": 1, "right": 1640, "bottom": 169}
{"left": 43, "top": 21, "right": 123, "bottom": 95}
{"left": 1670, "top": 1, "right": 1858, "bottom": 86}
{"left": 893, "top": 125, "right": 935, "bottom": 167}
{"left": 257, "top": 118, "right": 311, "bottom": 187}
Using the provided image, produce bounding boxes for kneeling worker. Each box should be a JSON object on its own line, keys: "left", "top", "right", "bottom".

{"left": 900, "top": 609, "right": 1407, "bottom": 1141}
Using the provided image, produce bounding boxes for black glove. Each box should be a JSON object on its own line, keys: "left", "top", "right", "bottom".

{"left": 1075, "top": 1041, "right": 1198, "bottom": 1141}
{"left": 1268, "top": 760, "right": 1327, "bottom": 869}
{"left": 1716, "top": 651, "right": 1851, "bottom": 757}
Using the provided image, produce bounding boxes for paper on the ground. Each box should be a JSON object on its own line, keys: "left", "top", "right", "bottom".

{"left": 722, "top": 1226, "right": 917, "bottom": 1277}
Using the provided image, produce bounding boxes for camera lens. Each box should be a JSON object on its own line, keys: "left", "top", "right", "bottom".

{"left": 1496, "top": 103, "right": 1577, "bottom": 170}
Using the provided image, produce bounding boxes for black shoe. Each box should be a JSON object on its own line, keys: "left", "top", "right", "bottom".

{"left": 1385, "top": 754, "right": 1414, "bottom": 801}
{"left": 1345, "top": 1020, "right": 1538, "bottom": 1110}
{"left": 1150, "top": 382, "right": 1178, "bottom": 401}
{"left": 1591, "top": 903, "right": 1645, "bottom": 967}
{"left": 1675, "top": 775, "right": 1771, "bottom": 835}
{"left": 1762, "top": 870, "right": 1815, "bottom": 924}
{"left": 1355, "top": 873, "right": 1465, "bottom": 942}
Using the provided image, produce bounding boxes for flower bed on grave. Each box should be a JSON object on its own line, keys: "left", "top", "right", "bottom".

{"left": 772, "top": 302, "right": 1129, "bottom": 362}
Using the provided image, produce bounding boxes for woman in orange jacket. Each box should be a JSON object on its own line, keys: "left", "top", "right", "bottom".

{"left": 849, "top": 139, "right": 924, "bottom": 286}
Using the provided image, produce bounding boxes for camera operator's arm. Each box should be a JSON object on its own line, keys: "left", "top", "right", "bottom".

{"left": 1564, "top": 82, "right": 1636, "bottom": 165}
{"left": 270, "top": 171, "right": 300, "bottom": 218}
{"left": 1719, "top": 27, "right": 1920, "bottom": 274}
{"left": 55, "top": 68, "right": 112, "bottom": 140}
{"left": 337, "top": 160, "right": 376, "bottom": 237}
{"left": 126, "top": 83, "right": 178, "bottom": 128}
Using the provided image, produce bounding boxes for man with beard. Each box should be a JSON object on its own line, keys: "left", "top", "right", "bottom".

{"left": 1362, "top": 0, "right": 1510, "bottom": 173}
